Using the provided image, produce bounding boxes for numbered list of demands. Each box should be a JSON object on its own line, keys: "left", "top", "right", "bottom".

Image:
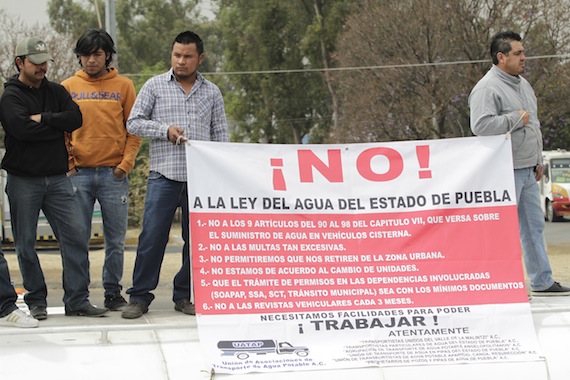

{"left": 191, "top": 202, "right": 525, "bottom": 315}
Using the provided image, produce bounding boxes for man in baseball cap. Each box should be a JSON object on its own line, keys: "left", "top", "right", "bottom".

{"left": 0, "top": 36, "right": 110, "bottom": 320}
{"left": 15, "top": 37, "right": 53, "bottom": 64}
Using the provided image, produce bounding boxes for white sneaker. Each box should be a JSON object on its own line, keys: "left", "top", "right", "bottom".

{"left": 0, "top": 309, "right": 40, "bottom": 328}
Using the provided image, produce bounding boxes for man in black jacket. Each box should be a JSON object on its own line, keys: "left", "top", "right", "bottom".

{"left": 0, "top": 248, "right": 38, "bottom": 328}
{"left": 0, "top": 37, "right": 108, "bottom": 320}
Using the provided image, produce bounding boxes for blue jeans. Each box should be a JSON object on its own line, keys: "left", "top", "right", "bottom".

{"left": 126, "top": 172, "right": 190, "bottom": 307}
{"left": 514, "top": 167, "right": 554, "bottom": 291}
{"left": 71, "top": 167, "right": 129, "bottom": 296}
{"left": 0, "top": 248, "right": 18, "bottom": 317}
{"left": 6, "top": 174, "right": 91, "bottom": 309}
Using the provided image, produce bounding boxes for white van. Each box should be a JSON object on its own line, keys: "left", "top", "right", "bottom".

{"left": 540, "top": 150, "right": 570, "bottom": 222}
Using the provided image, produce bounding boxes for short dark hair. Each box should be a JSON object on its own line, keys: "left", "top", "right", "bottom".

{"left": 74, "top": 29, "right": 116, "bottom": 67}
{"left": 490, "top": 31, "right": 522, "bottom": 65}
{"left": 14, "top": 56, "right": 26, "bottom": 72}
{"left": 171, "top": 31, "right": 204, "bottom": 55}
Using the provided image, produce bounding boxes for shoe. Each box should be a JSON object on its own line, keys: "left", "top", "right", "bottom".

{"left": 30, "top": 306, "right": 48, "bottom": 320}
{"left": 174, "top": 299, "right": 195, "bottom": 315}
{"left": 531, "top": 282, "right": 570, "bottom": 296}
{"left": 65, "top": 303, "right": 109, "bottom": 317}
{"left": 0, "top": 309, "right": 39, "bottom": 328}
{"left": 121, "top": 301, "right": 148, "bottom": 319}
{"left": 104, "top": 293, "right": 128, "bottom": 311}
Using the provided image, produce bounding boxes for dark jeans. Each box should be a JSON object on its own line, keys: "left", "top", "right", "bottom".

{"left": 6, "top": 174, "right": 91, "bottom": 309}
{"left": 0, "top": 248, "right": 18, "bottom": 317}
{"left": 127, "top": 172, "right": 190, "bottom": 307}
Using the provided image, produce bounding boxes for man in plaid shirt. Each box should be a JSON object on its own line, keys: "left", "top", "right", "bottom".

{"left": 123, "top": 31, "right": 229, "bottom": 319}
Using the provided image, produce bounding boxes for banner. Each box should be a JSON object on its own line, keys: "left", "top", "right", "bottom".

{"left": 186, "top": 135, "right": 541, "bottom": 374}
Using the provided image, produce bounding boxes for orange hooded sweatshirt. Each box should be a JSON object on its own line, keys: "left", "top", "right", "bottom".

{"left": 61, "top": 67, "right": 141, "bottom": 173}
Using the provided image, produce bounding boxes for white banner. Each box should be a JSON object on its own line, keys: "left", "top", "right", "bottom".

{"left": 186, "top": 135, "right": 541, "bottom": 374}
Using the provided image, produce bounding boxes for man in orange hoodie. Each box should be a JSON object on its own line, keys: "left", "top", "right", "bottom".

{"left": 62, "top": 29, "right": 142, "bottom": 311}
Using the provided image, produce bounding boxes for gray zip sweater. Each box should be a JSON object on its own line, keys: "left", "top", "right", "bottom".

{"left": 469, "top": 65, "right": 542, "bottom": 169}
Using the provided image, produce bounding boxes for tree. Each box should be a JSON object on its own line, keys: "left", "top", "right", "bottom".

{"left": 219, "top": 0, "right": 351, "bottom": 144}
{"left": 332, "top": 0, "right": 570, "bottom": 149}
{"left": 520, "top": 0, "right": 570, "bottom": 150}
{"left": 48, "top": 0, "right": 216, "bottom": 75}
{"left": 0, "top": 9, "right": 76, "bottom": 86}
{"left": 47, "top": 0, "right": 103, "bottom": 38}
{"left": 115, "top": 0, "right": 209, "bottom": 74}
{"left": 298, "top": 0, "right": 353, "bottom": 142}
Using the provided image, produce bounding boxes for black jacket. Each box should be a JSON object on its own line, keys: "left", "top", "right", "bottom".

{"left": 0, "top": 75, "right": 82, "bottom": 176}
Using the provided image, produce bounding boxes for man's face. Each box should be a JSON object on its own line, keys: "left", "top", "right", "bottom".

{"left": 498, "top": 40, "right": 525, "bottom": 76}
{"left": 18, "top": 57, "right": 48, "bottom": 88}
{"left": 80, "top": 48, "right": 109, "bottom": 78}
{"left": 171, "top": 42, "right": 204, "bottom": 80}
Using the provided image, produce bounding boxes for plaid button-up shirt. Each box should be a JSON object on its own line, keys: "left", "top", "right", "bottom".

{"left": 127, "top": 69, "right": 228, "bottom": 182}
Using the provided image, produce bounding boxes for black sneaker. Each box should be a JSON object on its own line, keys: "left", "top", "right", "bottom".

{"left": 174, "top": 299, "right": 195, "bottom": 315}
{"left": 531, "top": 281, "right": 570, "bottom": 296}
{"left": 30, "top": 306, "right": 48, "bottom": 320}
{"left": 121, "top": 301, "right": 148, "bottom": 319}
{"left": 65, "top": 303, "right": 109, "bottom": 317}
{"left": 104, "top": 294, "right": 128, "bottom": 311}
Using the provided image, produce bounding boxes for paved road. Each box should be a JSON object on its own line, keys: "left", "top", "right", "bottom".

{"left": 543, "top": 218, "right": 570, "bottom": 244}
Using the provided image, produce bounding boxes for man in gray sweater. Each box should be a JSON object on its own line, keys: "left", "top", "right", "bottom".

{"left": 469, "top": 30, "right": 570, "bottom": 297}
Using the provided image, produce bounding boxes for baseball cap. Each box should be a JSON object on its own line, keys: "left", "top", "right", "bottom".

{"left": 15, "top": 37, "right": 53, "bottom": 64}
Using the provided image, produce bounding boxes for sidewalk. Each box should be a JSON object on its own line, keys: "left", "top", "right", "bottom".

{"left": 0, "top": 296, "right": 568, "bottom": 380}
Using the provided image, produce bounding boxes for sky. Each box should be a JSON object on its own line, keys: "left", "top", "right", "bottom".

{"left": 1, "top": 0, "right": 215, "bottom": 26}
{"left": 1, "top": 0, "right": 49, "bottom": 26}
